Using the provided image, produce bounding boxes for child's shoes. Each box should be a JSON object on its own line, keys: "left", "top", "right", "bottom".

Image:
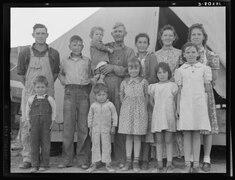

{"left": 106, "top": 163, "right": 115, "bottom": 172}
{"left": 30, "top": 167, "right": 38, "bottom": 173}
{"left": 86, "top": 163, "right": 97, "bottom": 173}
{"left": 121, "top": 161, "right": 131, "bottom": 171}
{"left": 133, "top": 162, "right": 140, "bottom": 172}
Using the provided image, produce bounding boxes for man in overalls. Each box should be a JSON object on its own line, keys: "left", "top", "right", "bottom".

{"left": 99, "top": 22, "right": 135, "bottom": 168}
{"left": 17, "top": 24, "right": 60, "bottom": 169}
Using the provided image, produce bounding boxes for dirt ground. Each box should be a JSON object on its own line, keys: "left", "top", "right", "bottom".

{"left": 9, "top": 140, "right": 226, "bottom": 174}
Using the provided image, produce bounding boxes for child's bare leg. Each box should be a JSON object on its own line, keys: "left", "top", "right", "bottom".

{"left": 121, "top": 135, "right": 133, "bottom": 171}
{"left": 165, "top": 132, "right": 173, "bottom": 167}
{"left": 155, "top": 132, "right": 163, "bottom": 169}
{"left": 133, "top": 135, "right": 141, "bottom": 171}
{"left": 192, "top": 131, "right": 201, "bottom": 167}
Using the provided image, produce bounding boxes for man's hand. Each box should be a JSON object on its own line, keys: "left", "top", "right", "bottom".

{"left": 100, "top": 64, "right": 114, "bottom": 75}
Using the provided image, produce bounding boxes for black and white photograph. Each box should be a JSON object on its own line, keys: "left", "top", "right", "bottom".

{"left": 3, "top": 1, "right": 231, "bottom": 176}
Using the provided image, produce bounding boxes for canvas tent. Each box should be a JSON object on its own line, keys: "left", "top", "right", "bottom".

{"left": 10, "top": 7, "right": 226, "bottom": 143}
{"left": 48, "top": 7, "right": 226, "bottom": 123}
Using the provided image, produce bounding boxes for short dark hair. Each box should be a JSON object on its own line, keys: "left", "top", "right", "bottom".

{"left": 181, "top": 42, "right": 200, "bottom": 62}
{"left": 33, "top": 75, "right": 48, "bottom": 86}
{"left": 155, "top": 62, "right": 172, "bottom": 81}
{"left": 33, "top": 23, "right": 47, "bottom": 32}
{"left": 93, "top": 83, "right": 108, "bottom": 95}
{"left": 69, "top": 35, "right": 83, "bottom": 44}
{"left": 187, "top": 23, "right": 208, "bottom": 47}
{"left": 158, "top": 24, "right": 178, "bottom": 47}
{"left": 135, "top": 33, "right": 150, "bottom": 45}
{"left": 127, "top": 57, "right": 143, "bottom": 77}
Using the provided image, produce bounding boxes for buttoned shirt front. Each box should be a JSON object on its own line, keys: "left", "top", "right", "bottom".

{"left": 58, "top": 53, "right": 92, "bottom": 85}
{"left": 88, "top": 100, "right": 118, "bottom": 133}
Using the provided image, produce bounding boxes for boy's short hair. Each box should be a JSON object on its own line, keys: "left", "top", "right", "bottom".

{"left": 155, "top": 62, "right": 172, "bottom": 81}
{"left": 89, "top": 26, "right": 104, "bottom": 39}
{"left": 69, "top": 35, "right": 83, "bottom": 44}
{"left": 93, "top": 83, "right": 108, "bottom": 95}
{"left": 33, "top": 75, "right": 48, "bottom": 86}
{"left": 33, "top": 23, "right": 47, "bottom": 32}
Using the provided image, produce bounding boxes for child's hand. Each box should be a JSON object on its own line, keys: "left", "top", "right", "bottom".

{"left": 175, "top": 108, "right": 180, "bottom": 120}
{"left": 108, "top": 48, "right": 114, "bottom": 54}
{"left": 111, "top": 126, "right": 116, "bottom": 134}
{"left": 89, "top": 128, "right": 92, "bottom": 137}
{"left": 50, "top": 121, "right": 55, "bottom": 131}
{"left": 204, "top": 83, "right": 210, "bottom": 93}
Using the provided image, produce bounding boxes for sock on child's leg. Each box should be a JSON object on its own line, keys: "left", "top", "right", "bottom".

{"left": 193, "top": 161, "right": 199, "bottom": 167}
{"left": 203, "top": 155, "right": 211, "bottom": 164}
{"left": 166, "top": 161, "right": 173, "bottom": 167}
{"left": 126, "top": 156, "right": 131, "bottom": 162}
{"left": 133, "top": 157, "right": 139, "bottom": 163}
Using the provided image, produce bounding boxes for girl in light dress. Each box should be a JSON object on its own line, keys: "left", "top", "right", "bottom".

{"left": 155, "top": 24, "right": 184, "bottom": 163}
{"left": 148, "top": 62, "right": 178, "bottom": 173}
{"left": 118, "top": 57, "right": 149, "bottom": 172}
{"left": 174, "top": 42, "right": 212, "bottom": 173}
{"left": 187, "top": 23, "right": 220, "bottom": 172}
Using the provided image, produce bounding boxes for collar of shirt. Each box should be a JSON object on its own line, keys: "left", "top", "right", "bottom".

{"left": 183, "top": 62, "right": 202, "bottom": 68}
{"left": 35, "top": 94, "right": 48, "bottom": 99}
{"left": 162, "top": 46, "right": 174, "bottom": 51}
{"left": 136, "top": 51, "right": 150, "bottom": 60}
{"left": 109, "top": 42, "right": 126, "bottom": 49}
{"left": 127, "top": 78, "right": 141, "bottom": 84}
{"left": 69, "top": 53, "right": 83, "bottom": 61}
{"left": 32, "top": 43, "right": 49, "bottom": 53}
{"left": 96, "top": 99, "right": 110, "bottom": 105}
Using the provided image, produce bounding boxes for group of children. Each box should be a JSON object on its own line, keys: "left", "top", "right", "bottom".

{"left": 24, "top": 24, "right": 217, "bottom": 173}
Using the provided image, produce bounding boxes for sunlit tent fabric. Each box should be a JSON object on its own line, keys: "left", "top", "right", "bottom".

{"left": 11, "top": 7, "right": 226, "bottom": 124}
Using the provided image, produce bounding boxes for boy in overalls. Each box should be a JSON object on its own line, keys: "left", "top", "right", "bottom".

{"left": 25, "top": 75, "right": 56, "bottom": 173}
{"left": 17, "top": 23, "right": 60, "bottom": 169}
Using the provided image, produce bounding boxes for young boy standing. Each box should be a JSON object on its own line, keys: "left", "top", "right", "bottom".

{"left": 17, "top": 23, "right": 60, "bottom": 169}
{"left": 87, "top": 83, "right": 118, "bottom": 173}
{"left": 58, "top": 35, "right": 95, "bottom": 169}
{"left": 25, "top": 75, "right": 56, "bottom": 173}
